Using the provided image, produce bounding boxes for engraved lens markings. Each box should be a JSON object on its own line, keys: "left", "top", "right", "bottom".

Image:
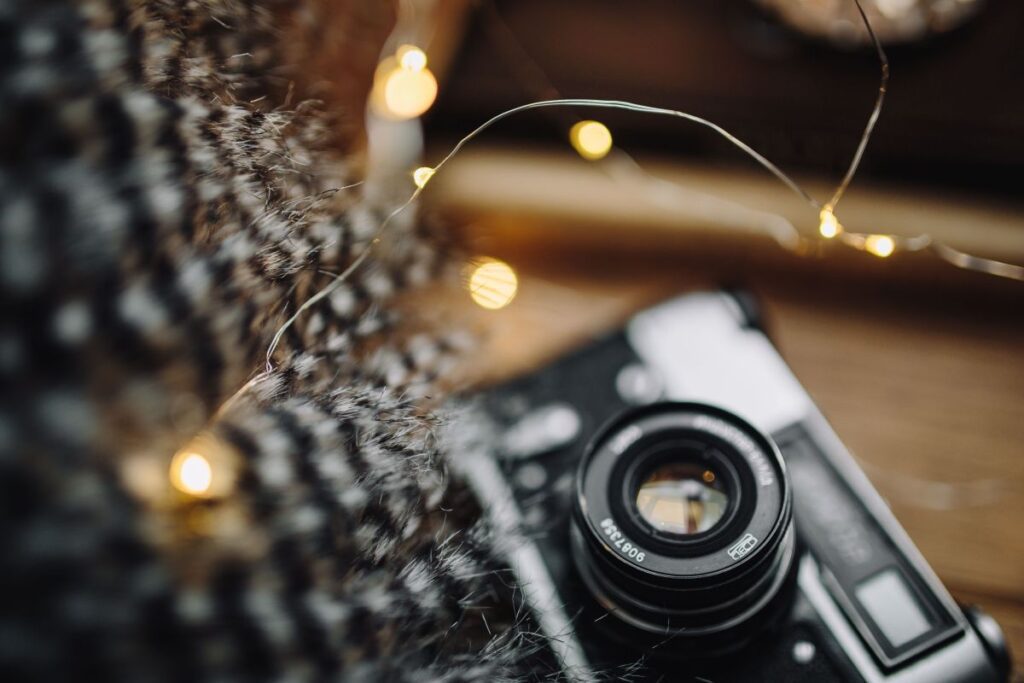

{"left": 693, "top": 415, "right": 775, "bottom": 487}
{"left": 608, "top": 424, "right": 643, "bottom": 455}
{"left": 600, "top": 517, "right": 646, "bottom": 563}
{"left": 728, "top": 533, "right": 759, "bottom": 561}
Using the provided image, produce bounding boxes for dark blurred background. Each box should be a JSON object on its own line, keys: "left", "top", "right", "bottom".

{"left": 431, "top": 0, "right": 1024, "bottom": 197}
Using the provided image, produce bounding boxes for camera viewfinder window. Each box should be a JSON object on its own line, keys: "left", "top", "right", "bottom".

{"left": 855, "top": 569, "right": 933, "bottom": 648}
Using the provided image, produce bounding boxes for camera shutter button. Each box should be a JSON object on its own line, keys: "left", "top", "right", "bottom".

{"left": 500, "top": 403, "right": 582, "bottom": 460}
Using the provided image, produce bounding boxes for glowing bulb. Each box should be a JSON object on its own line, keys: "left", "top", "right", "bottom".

{"left": 413, "top": 166, "right": 435, "bottom": 189}
{"left": 382, "top": 67, "right": 437, "bottom": 119}
{"left": 170, "top": 451, "right": 213, "bottom": 497}
{"left": 397, "top": 45, "right": 428, "bottom": 72}
{"left": 371, "top": 54, "right": 438, "bottom": 120}
{"left": 466, "top": 257, "right": 518, "bottom": 310}
{"left": 865, "top": 234, "right": 896, "bottom": 258}
{"left": 570, "top": 120, "right": 613, "bottom": 161}
{"left": 818, "top": 207, "right": 841, "bottom": 239}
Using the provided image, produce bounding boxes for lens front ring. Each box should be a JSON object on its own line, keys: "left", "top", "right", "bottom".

{"left": 571, "top": 522, "right": 798, "bottom": 641}
{"left": 572, "top": 402, "right": 795, "bottom": 652}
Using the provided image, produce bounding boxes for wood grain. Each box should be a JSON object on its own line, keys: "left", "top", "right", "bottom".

{"left": 429, "top": 147, "right": 1024, "bottom": 267}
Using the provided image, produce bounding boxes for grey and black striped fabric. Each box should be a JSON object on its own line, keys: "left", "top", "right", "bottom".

{"left": 0, "top": 1, "right": 547, "bottom": 680}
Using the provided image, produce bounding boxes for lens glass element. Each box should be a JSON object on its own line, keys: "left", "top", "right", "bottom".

{"left": 635, "top": 462, "right": 729, "bottom": 535}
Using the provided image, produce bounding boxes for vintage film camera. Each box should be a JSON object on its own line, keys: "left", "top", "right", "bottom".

{"left": 449, "top": 291, "right": 1010, "bottom": 682}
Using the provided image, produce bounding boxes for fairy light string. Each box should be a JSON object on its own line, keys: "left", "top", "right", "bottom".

{"left": 482, "top": 3, "right": 807, "bottom": 253}
{"left": 265, "top": 95, "right": 822, "bottom": 367}
{"left": 176, "top": 0, "right": 1020, "bottom": 509}
{"left": 262, "top": 0, "right": 1024, "bottom": 374}
{"left": 482, "top": 0, "right": 1024, "bottom": 281}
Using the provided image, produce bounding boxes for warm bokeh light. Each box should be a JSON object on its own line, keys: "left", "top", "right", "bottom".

{"left": 413, "top": 166, "right": 435, "bottom": 189}
{"left": 570, "top": 120, "right": 613, "bottom": 161}
{"left": 467, "top": 257, "right": 518, "bottom": 310}
{"left": 865, "top": 234, "right": 896, "bottom": 258}
{"left": 170, "top": 451, "right": 213, "bottom": 497}
{"left": 167, "top": 433, "right": 238, "bottom": 499}
{"left": 382, "top": 67, "right": 437, "bottom": 119}
{"left": 371, "top": 46, "right": 438, "bottom": 120}
{"left": 397, "top": 44, "right": 428, "bottom": 72}
{"left": 818, "top": 207, "right": 841, "bottom": 239}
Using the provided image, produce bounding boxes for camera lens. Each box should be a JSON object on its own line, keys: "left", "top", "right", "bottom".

{"left": 635, "top": 461, "right": 729, "bottom": 535}
{"left": 571, "top": 402, "right": 796, "bottom": 656}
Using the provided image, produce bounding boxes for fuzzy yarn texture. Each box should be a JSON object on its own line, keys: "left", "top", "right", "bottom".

{"left": 0, "top": 1, "right": 553, "bottom": 681}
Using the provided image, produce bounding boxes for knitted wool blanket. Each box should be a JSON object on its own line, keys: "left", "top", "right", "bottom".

{"left": 0, "top": 1, "right": 548, "bottom": 680}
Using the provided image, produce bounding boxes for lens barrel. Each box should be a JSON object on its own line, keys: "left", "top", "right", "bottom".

{"left": 572, "top": 402, "right": 796, "bottom": 655}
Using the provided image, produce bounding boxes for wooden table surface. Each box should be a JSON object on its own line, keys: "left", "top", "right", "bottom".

{"left": 434, "top": 252, "right": 1024, "bottom": 678}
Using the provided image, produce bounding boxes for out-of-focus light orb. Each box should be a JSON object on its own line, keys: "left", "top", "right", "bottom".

{"left": 570, "top": 120, "right": 613, "bottom": 161}
{"left": 865, "top": 234, "right": 896, "bottom": 258}
{"left": 413, "top": 166, "right": 435, "bottom": 189}
{"left": 371, "top": 46, "right": 437, "bottom": 121}
{"left": 467, "top": 257, "right": 518, "bottom": 310}
{"left": 170, "top": 450, "right": 213, "bottom": 497}
{"left": 818, "top": 207, "right": 841, "bottom": 239}
{"left": 397, "top": 44, "right": 428, "bottom": 72}
{"left": 382, "top": 66, "right": 437, "bottom": 119}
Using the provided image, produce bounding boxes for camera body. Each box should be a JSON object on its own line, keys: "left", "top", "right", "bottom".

{"left": 448, "top": 291, "right": 1010, "bottom": 682}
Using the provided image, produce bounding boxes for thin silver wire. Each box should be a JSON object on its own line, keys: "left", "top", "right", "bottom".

{"left": 829, "top": 0, "right": 889, "bottom": 212}
{"left": 267, "top": 0, "right": 1024, "bottom": 369}
{"left": 266, "top": 97, "right": 818, "bottom": 367}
